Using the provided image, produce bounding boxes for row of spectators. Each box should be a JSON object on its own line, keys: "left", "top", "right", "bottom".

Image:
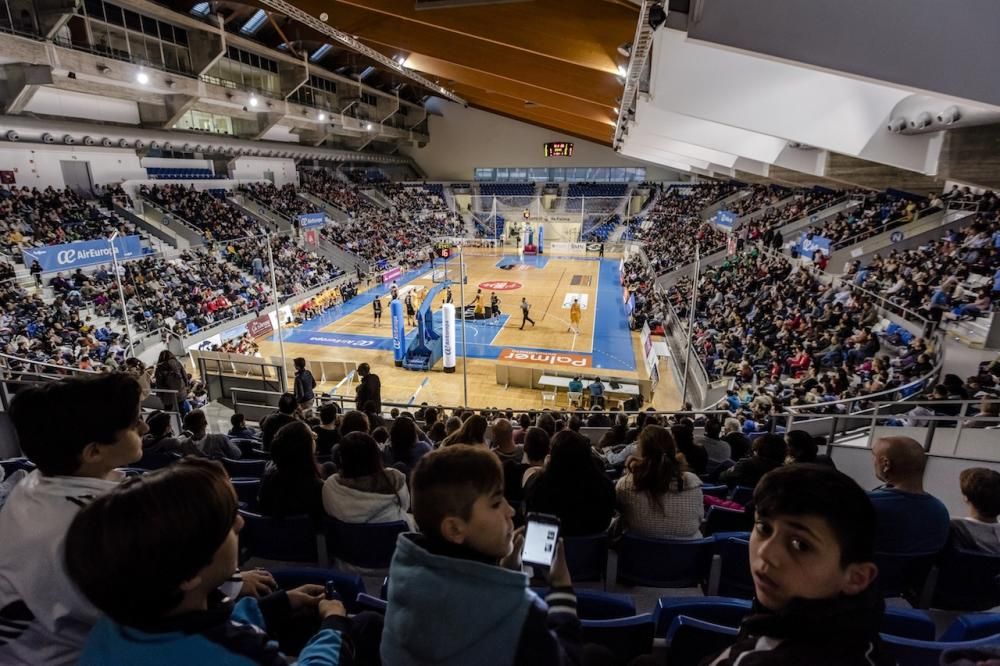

{"left": 305, "top": 172, "right": 462, "bottom": 267}
{"left": 803, "top": 192, "right": 925, "bottom": 246}
{"left": 0, "top": 186, "right": 135, "bottom": 253}
{"left": 241, "top": 182, "right": 315, "bottom": 221}
{"left": 139, "top": 184, "right": 260, "bottom": 242}
{"left": 633, "top": 183, "right": 733, "bottom": 274}
{"left": 845, "top": 207, "right": 1000, "bottom": 323}
{"left": 667, "top": 247, "right": 937, "bottom": 410}
{"left": 379, "top": 184, "right": 450, "bottom": 215}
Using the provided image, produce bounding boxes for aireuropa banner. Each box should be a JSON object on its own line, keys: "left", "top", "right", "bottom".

{"left": 797, "top": 232, "right": 832, "bottom": 259}
{"left": 23, "top": 236, "right": 144, "bottom": 273}
{"left": 713, "top": 210, "right": 736, "bottom": 230}
{"left": 298, "top": 212, "right": 325, "bottom": 229}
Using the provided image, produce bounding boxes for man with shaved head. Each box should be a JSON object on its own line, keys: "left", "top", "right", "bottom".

{"left": 868, "top": 436, "right": 950, "bottom": 553}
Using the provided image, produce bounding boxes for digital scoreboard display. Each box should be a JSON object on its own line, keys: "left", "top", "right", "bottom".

{"left": 544, "top": 142, "right": 574, "bottom": 157}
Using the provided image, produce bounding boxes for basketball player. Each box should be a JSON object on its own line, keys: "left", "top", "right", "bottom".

{"left": 569, "top": 298, "right": 582, "bottom": 334}
{"left": 405, "top": 291, "right": 416, "bottom": 327}
{"left": 490, "top": 292, "right": 501, "bottom": 319}
{"left": 372, "top": 296, "right": 383, "bottom": 328}
{"left": 444, "top": 285, "right": 454, "bottom": 305}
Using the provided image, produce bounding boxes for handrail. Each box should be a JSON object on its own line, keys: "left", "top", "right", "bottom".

{"left": 829, "top": 202, "right": 955, "bottom": 251}
{"left": 783, "top": 357, "right": 943, "bottom": 414}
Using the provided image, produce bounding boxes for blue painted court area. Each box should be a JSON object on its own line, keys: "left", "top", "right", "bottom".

{"left": 280, "top": 259, "right": 636, "bottom": 371}
{"left": 495, "top": 255, "right": 550, "bottom": 269}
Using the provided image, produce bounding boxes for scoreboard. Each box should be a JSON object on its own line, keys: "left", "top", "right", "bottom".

{"left": 544, "top": 142, "right": 574, "bottom": 157}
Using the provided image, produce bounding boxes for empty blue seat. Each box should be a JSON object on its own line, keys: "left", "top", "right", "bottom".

{"left": 873, "top": 550, "right": 938, "bottom": 602}
{"left": 581, "top": 614, "right": 655, "bottom": 664}
{"left": 701, "top": 484, "right": 729, "bottom": 499}
{"left": 325, "top": 517, "right": 407, "bottom": 569}
{"left": 230, "top": 438, "right": 262, "bottom": 458}
{"left": 615, "top": 534, "right": 714, "bottom": 587}
{"left": 880, "top": 608, "right": 936, "bottom": 641}
{"left": 940, "top": 613, "right": 1000, "bottom": 641}
{"left": 702, "top": 506, "right": 753, "bottom": 536}
{"left": 666, "top": 615, "right": 739, "bottom": 665}
{"left": 231, "top": 478, "right": 261, "bottom": 511}
{"left": 729, "top": 485, "right": 754, "bottom": 506}
{"left": 931, "top": 547, "right": 1000, "bottom": 611}
{"left": 881, "top": 631, "right": 1000, "bottom": 666}
{"left": 654, "top": 596, "right": 751, "bottom": 636}
{"left": 269, "top": 567, "right": 366, "bottom": 614}
{"left": 222, "top": 458, "right": 267, "bottom": 478}
{"left": 239, "top": 510, "right": 318, "bottom": 563}
{"left": 563, "top": 533, "right": 609, "bottom": 584}
{"left": 708, "top": 537, "right": 754, "bottom": 599}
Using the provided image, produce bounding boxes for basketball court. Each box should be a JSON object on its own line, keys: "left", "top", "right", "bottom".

{"left": 256, "top": 248, "right": 678, "bottom": 411}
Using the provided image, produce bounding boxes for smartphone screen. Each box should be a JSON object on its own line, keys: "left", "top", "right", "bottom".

{"left": 522, "top": 513, "right": 560, "bottom": 568}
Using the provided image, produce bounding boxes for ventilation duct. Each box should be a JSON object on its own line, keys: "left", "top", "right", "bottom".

{"left": 162, "top": 142, "right": 172, "bottom": 150}
{"left": 82, "top": 136, "right": 96, "bottom": 146}
{"left": 149, "top": 140, "right": 161, "bottom": 149}
{"left": 118, "top": 138, "right": 129, "bottom": 148}
{"left": 63, "top": 135, "right": 76, "bottom": 144}
{"left": 42, "top": 133, "right": 56, "bottom": 143}
{"left": 134, "top": 139, "right": 145, "bottom": 149}
{"left": 101, "top": 137, "right": 113, "bottom": 146}
{"left": 5, "top": 130, "right": 19, "bottom": 141}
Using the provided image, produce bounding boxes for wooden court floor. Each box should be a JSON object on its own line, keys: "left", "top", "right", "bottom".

{"left": 258, "top": 249, "right": 680, "bottom": 412}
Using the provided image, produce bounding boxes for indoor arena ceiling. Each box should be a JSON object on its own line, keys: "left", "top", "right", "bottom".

{"left": 181, "top": 0, "right": 640, "bottom": 144}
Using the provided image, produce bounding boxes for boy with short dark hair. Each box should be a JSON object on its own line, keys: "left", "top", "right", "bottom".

{"left": 64, "top": 458, "right": 360, "bottom": 664}
{"left": 0, "top": 374, "right": 148, "bottom": 665}
{"left": 950, "top": 467, "right": 1000, "bottom": 554}
{"left": 228, "top": 412, "right": 262, "bottom": 441}
{"left": 381, "top": 445, "right": 582, "bottom": 665}
{"left": 704, "top": 464, "right": 894, "bottom": 665}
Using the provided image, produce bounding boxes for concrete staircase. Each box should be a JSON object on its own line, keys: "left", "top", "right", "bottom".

{"left": 228, "top": 194, "right": 288, "bottom": 233}
{"left": 300, "top": 192, "right": 350, "bottom": 223}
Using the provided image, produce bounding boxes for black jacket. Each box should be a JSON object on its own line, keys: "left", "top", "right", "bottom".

{"left": 701, "top": 588, "right": 895, "bottom": 666}
{"left": 525, "top": 469, "right": 615, "bottom": 537}
{"left": 720, "top": 456, "right": 782, "bottom": 489}
{"left": 356, "top": 373, "right": 382, "bottom": 412}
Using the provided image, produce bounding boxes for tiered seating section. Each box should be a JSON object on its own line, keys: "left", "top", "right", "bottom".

{"left": 140, "top": 184, "right": 260, "bottom": 241}
{"left": 241, "top": 182, "right": 314, "bottom": 220}
{"left": 380, "top": 184, "right": 450, "bottom": 215}
{"left": 305, "top": 172, "right": 462, "bottom": 267}
{"left": 664, "top": 249, "right": 936, "bottom": 409}
{"left": 582, "top": 213, "right": 620, "bottom": 242}
{"left": 0, "top": 186, "right": 137, "bottom": 252}
{"left": 565, "top": 182, "right": 629, "bottom": 213}
{"left": 478, "top": 183, "right": 536, "bottom": 208}
{"left": 145, "top": 167, "right": 214, "bottom": 180}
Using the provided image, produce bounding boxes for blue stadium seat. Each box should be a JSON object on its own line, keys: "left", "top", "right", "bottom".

{"left": 666, "top": 615, "right": 739, "bottom": 665}
{"left": 231, "top": 478, "right": 261, "bottom": 511}
{"left": 702, "top": 506, "right": 754, "bottom": 536}
{"left": 230, "top": 438, "right": 263, "bottom": 458}
{"left": 729, "top": 485, "right": 754, "bottom": 506}
{"left": 707, "top": 537, "right": 754, "bottom": 599}
{"left": 563, "top": 533, "right": 609, "bottom": 584}
{"left": 239, "top": 510, "right": 319, "bottom": 563}
{"left": 880, "top": 632, "right": 1000, "bottom": 666}
{"left": 222, "top": 457, "right": 267, "bottom": 478}
{"left": 930, "top": 547, "right": 1000, "bottom": 611}
{"left": 133, "top": 451, "right": 181, "bottom": 471}
{"left": 940, "top": 613, "right": 1000, "bottom": 641}
{"left": 581, "top": 614, "right": 655, "bottom": 664}
{"left": 324, "top": 517, "right": 407, "bottom": 569}
{"left": 873, "top": 550, "right": 939, "bottom": 602}
{"left": 268, "top": 567, "right": 366, "bottom": 614}
{"left": 880, "top": 608, "right": 936, "bottom": 641}
{"left": 654, "top": 596, "right": 751, "bottom": 637}
{"left": 355, "top": 593, "right": 388, "bottom": 614}
{"left": 615, "top": 534, "right": 714, "bottom": 587}
{"left": 701, "top": 484, "right": 729, "bottom": 499}
{"left": 530, "top": 588, "right": 635, "bottom": 620}
{"left": 0, "top": 458, "right": 35, "bottom": 477}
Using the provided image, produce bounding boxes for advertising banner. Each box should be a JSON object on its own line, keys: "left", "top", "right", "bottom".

{"left": 297, "top": 212, "right": 326, "bottom": 229}
{"left": 23, "top": 236, "right": 144, "bottom": 273}
{"left": 382, "top": 266, "right": 403, "bottom": 283}
{"left": 391, "top": 298, "right": 406, "bottom": 367}
{"left": 442, "top": 303, "right": 456, "bottom": 373}
{"left": 247, "top": 314, "right": 274, "bottom": 338}
{"left": 713, "top": 210, "right": 736, "bottom": 230}
{"left": 796, "top": 232, "right": 832, "bottom": 259}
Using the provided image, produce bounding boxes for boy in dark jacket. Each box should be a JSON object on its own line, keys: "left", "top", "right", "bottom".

{"left": 381, "top": 445, "right": 584, "bottom": 665}
{"left": 65, "top": 458, "right": 363, "bottom": 665}
{"left": 703, "top": 464, "right": 894, "bottom": 666}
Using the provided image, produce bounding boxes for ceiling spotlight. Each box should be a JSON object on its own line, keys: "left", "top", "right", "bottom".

{"left": 248, "top": 95, "right": 259, "bottom": 107}
{"left": 613, "top": 107, "right": 619, "bottom": 114}
{"left": 648, "top": 3, "right": 667, "bottom": 31}
{"left": 616, "top": 76, "right": 625, "bottom": 86}
{"left": 366, "top": 123, "right": 373, "bottom": 130}
{"left": 617, "top": 64, "right": 627, "bottom": 77}
{"left": 617, "top": 43, "right": 632, "bottom": 58}
{"left": 319, "top": 12, "right": 328, "bottom": 21}
{"left": 135, "top": 71, "right": 149, "bottom": 85}
{"left": 319, "top": 112, "right": 327, "bottom": 121}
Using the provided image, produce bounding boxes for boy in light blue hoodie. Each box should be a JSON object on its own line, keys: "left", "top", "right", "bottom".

{"left": 381, "top": 444, "right": 582, "bottom": 666}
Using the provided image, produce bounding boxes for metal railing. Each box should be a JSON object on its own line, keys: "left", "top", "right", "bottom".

{"left": 830, "top": 202, "right": 946, "bottom": 251}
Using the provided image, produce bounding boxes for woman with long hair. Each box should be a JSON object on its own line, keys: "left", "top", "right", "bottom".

{"left": 616, "top": 425, "right": 703, "bottom": 539}
{"left": 258, "top": 421, "right": 324, "bottom": 520}
{"left": 322, "top": 432, "right": 413, "bottom": 527}
{"left": 153, "top": 349, "right": 189, "bottom": 416}
{"left": 524, "top": 430, "right": 614, "bottom": 536}
{"left": 440, "top": 414, "right": 488, "bottom": 447}
{"left": 384, "top": 416, "right": 431, "bottom": 473}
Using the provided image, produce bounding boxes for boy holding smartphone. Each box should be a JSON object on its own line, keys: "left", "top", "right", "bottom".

{"left": 381, "top": 445, "right": 582, "bottom": 665}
